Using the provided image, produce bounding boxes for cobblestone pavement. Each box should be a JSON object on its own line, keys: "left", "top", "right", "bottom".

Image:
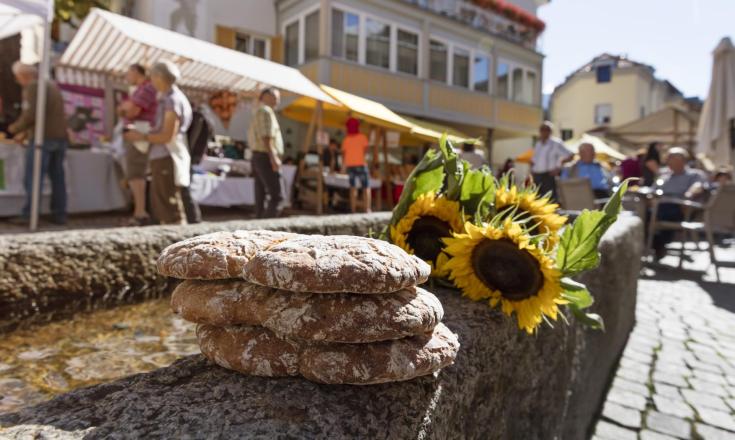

{"left": 593, "top": 244, "right": 735, "bottom": 440}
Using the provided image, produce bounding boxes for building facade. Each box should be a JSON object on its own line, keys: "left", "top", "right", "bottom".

{"left": 121, "top": 0, "right": 547, "bottom": 165}
{"left": 550, "top": 53, "right": 685, "bottom": 141}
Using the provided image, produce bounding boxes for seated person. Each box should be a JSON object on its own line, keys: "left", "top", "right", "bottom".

{"left": 560, "top": 142, "right": 611, "bottom": 198}
{"left": 459, "top": 142, "right": 488, "bottom": 170}
{"left": 651, "top": 147, "right": 706, "bottom": 259}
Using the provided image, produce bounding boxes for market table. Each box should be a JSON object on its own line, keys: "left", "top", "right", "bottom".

{"left": 190, "top": 164, "right": 297, "bottom": 208}
{"left": 323, "top": 172, "right": 382, "bottom": 189}
{"left": 0, "top": 143, "right": 127, "bottom": 217}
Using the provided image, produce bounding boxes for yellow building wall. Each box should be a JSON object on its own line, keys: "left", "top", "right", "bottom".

{"left": 496, "top": 100, "right": 542, "bottom": 131}
{"left": 550, "top": 71, "right": 644, "bottom": 138}
{"left": 428, "top": 84, "right": 494, "bottom": 121}
{"left": 329, "top": 62, "right": 423, "bottom": 106}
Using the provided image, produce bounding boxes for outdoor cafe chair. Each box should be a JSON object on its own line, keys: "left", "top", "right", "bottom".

{"left": 556, "top": 177, "right": 647, "bottom": 218}
{"left": 555, "top": 177, "right": 608, "bottom": 212}
{"left": 646, "top": 183, "right": 735, "bottom": 282}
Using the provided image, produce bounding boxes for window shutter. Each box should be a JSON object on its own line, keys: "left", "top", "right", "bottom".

{"left": 271, "top": 35, "right": 284, "bottom": 63}
{"left": 215, "top": 25, "right": 236, "bottom": 49}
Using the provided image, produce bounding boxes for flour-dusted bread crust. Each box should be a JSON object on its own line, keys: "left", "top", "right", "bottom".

{"left": 196, "top": 323, "right": 459, "bottom": 384}
{"left": 242, "top": 235, "right": 431, "bottom": 293}
{"left": 172, "top": 280, "right": 444, "bottom": 343}
{"left": 196, "top": 324, "right": 299, "bottom": 377}
{"left": 299, "top": 323, "right": 459, "bottom": 384}
{"left": 157, "top": 230, "right": 297, "bottom": 279}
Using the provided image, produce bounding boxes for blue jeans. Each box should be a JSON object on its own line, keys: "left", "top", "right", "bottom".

{"left": 23, "top": 139, "right": 68, "bottom": 222}
{"left": 347, "top": 165, "right": 369, "bottom": 189}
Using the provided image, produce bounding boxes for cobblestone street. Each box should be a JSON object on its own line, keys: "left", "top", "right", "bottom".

{"left": 593, "top": 244, "right": 735, "bottom": 440}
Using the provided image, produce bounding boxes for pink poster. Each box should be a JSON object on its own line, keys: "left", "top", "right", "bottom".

{"left": 59, "top": 84, "right": 105, "bottom": 146}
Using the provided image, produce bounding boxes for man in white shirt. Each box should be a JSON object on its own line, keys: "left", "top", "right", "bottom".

{"left": 531, "top": 121, "right": 573, "bottom": 200}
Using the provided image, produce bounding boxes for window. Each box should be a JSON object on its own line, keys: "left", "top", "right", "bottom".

{"left": 524, "top": 70, "right": 537, "bottom": 104}
{"left": 496, "top": 62, "right": 509, "bottom": 98}
{"left": 473, "top": 54, "right": 490, "bottom": 92}
{"left": 365, "top": 18, "right": 390, "bottom": 68}
{"left": 235, "top": 34, "right": 250, "bottom": 54}
{"left": 304, "top": 11, "right": 320, "bottom": 63}
{"left": 561, "top": 129, "right": 574, "bottom": 141}
{"left": 253, "top": 39, "right": 267, "bottom": 58}
{"left": 511, "top": 67, "right": 523, "bottom": 101}
{"left": 595, "top": 104, "right": 612, "bottom": 125}
{"left": 235, "top": 33, "right": 268, "bottom": 59}
{"left": 452, "top": 48, "right": 469, "bottom": 88}
{"left": 331, "top": 9, "right": 359, "bottom": 62}
{"left": 397, "top": 29, "right": 418, "bottom": 75}
{"left": 284, "top": 21, "right": 299, "bottom": 66}
{"left": 596, "top": 65, "right": 612, "bottom": 83}
{"left": 429, "top": 40, "right": 447, "bottom": 82}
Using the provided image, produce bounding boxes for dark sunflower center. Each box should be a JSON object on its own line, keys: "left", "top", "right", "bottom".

{"left": 406, "top": 216, "right": 452, "bottom": 262}
{"left": 471, "top": 238, "right": 544, "bottom": 301}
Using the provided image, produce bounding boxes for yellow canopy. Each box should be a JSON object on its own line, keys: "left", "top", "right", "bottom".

{"left": 282, "top": 84, "right": 413, "bottom": 132}
{"left": 400, "top": 115, "right": 481, "bottom": 147}
{"left": 565, "top": 134, "right": 626, "bottom": 161}
{"left": 282, "top": 84, "right": 476, "bottom": 146}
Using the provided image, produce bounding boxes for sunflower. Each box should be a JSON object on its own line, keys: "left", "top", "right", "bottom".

{"left": 494, "top": 185, "right": 567, "bottom": 249}
{"left": 390, "top": 193, "right": 465, "bottom": 276}
{"left": 443, "top": 220, "right": 565, "bottom": 333}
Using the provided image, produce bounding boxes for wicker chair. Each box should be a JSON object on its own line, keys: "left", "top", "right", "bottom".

{"left": 647, "top": 184, "right": 735, "bottom": 281}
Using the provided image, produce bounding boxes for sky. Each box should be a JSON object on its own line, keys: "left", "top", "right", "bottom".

{"left": 537, "top": 0, "right": 735, "bottom": 99}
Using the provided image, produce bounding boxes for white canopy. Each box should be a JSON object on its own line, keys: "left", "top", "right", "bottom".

{"left": 59, "top": 8, "right": 336, "bottom": 104}
{"left": 565, "top": 134, "right": 626, "bottom": 161}
{"left": 697, "top": 37, "right": 735, "bottom": 168}
{"left": 0, "top": 0, "right": 49, "bottom": 39}
{"left": 604, "top": 104, "right": 699, "bottom": 150}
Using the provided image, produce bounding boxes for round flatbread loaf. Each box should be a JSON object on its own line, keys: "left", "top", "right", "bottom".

{"left": 242, "top": 235, "right": 431, "bottom": 293}
{"left": 196, "top": 323, "right": 459, "bottom": 384}
{"left": 196, "top": 325, "right": 299, "bottom": 377}
{"left": 157, "top": 230, "right": 297, "bottom": 280}
{"left": 172, "top": 280, "right": 444, "bottom": 343}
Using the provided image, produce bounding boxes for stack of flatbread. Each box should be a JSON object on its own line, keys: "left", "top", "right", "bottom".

{"left": 157, "top": 230, "right": 459, "bottom": 385}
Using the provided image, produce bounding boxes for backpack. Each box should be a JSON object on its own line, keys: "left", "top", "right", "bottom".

{"left": 187, "top": 110, "right": 213, "bottom": 165}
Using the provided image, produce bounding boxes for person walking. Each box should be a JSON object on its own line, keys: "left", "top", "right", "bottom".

{"left": 8, "top": 62, "right": 69, "bottom": 225}
{"left": 124, "top": 60, "right": 192, "bottom": 225}
{"left": 119, "top": 63, "right": 158, "bottom": 226}
{"left": 341, "top": 117, "right": 371, "bottom": 213}
{"left": 531, "top": 121, "right": 573, "bottom": 200}
{"left": 247, "top": 87, "right": 284, "bottom": 218}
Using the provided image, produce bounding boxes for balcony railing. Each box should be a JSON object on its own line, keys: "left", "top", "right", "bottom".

{"left": 401, "top": 0, "right": 541, "bottom": 50}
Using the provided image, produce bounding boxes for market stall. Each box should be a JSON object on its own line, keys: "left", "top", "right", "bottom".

{"left": 17, "top": 8, "right": 337, "bottom": 221}
{"left": 0, "top": 141, "right": 127, "bottom": 217}
{"left": 283, "top": 84, "right": 478, "bottom": 212}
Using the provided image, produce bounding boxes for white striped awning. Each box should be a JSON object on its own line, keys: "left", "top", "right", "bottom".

{"left": 58, "top": 8, "right": 336, "bottom": 104}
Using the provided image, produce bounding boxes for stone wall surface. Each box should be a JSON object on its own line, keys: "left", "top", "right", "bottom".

{"left": 0, "top": 215, "right": 643, "bottom": 440}
{"left": 0, "top": 213, "right": 391, "bottom": 333}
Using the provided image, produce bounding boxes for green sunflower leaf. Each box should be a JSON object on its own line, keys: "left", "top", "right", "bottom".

{"left": 569, "top": 303, "right": 605, "bottom": 331}
{"left": 460, "top": 168, "right": 496, "bottom": 219}
{"left": 560, "top": 278, "right": 593, "bottom": 309}
{"left": 440, "top": 135, "right": 463, "bottom": 201}
{"left": 389, "top": 148, "right": 445, "bottom": 228}
{"left": 556, "top": 180, "right": 630, "bottom": 276}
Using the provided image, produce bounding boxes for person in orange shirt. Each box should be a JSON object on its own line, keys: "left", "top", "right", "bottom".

{"left": 340, "top": 117, "right": 371, "bottom": 213}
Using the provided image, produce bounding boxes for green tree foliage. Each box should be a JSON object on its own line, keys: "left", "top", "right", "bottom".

{"left": 55, "top": 0, "right": 111, "bottom": 25}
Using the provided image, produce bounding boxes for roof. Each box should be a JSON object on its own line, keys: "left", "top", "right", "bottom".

{"left": 58, "top": 9, "right": 335, "bottom": 104}
{"left": 552, "top": 53, "right": 683, "bottom": 98}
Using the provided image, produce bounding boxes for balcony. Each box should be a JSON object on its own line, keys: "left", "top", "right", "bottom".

{"left": 401, "top": 0, "right": 543, "bottom": 51}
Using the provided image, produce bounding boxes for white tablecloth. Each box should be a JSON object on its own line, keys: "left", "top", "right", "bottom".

{"left": 190, "top": 164, "right": 297, "bottom": 208}
{"left": 0, "top": 143, "right": 127, "bottom": 217}
{"left": 324, "top": 172, "right": 382, "bottom": 189}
